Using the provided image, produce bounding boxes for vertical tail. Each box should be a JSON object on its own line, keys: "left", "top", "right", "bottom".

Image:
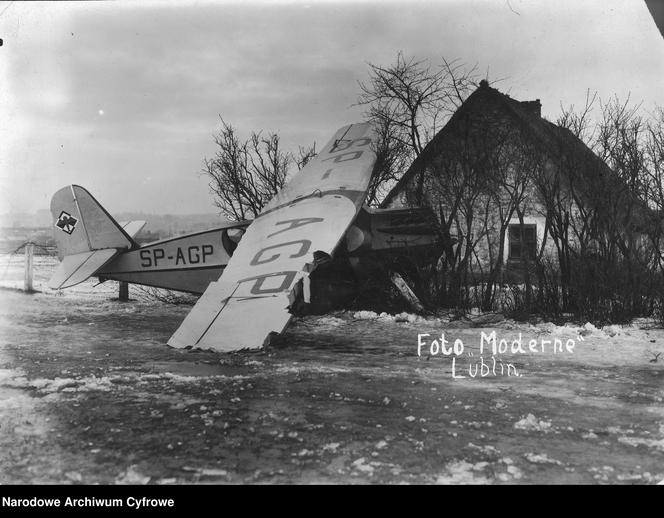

{"left": 51, "top": 185, "right": 136, "bottom": 259}
{"left": 49, "top": 185, "right": 136, "bottom": 289}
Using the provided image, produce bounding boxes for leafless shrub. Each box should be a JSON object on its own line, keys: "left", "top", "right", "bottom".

{"left": 202, "top": 117, "right": 316, "bottom": 221}
{"left": 134, "top": 286, "right": 198, "bottom": 305}
{"left": 357, "top": 52, "right": 479, "bottom": 206}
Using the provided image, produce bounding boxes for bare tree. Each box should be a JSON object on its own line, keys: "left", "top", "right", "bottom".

{"left": 542, "top": 94, "right": 664, "bottom": 321}
{"left": 644, "top": 107, "right": 664, "bottom": 271}
{"left": 357, "top": 52, "right": 479, "bottom": 205}
{"left": 478, "top": 133, "right": 540, "bottom": 310}
{"left": 365, "top": 117, "right": 411, "bottom": 206}
{"left": 202, "top": 118, "right": 315, "bottom": 221}
{"left": 528, "top": 91, "right": 601, "bottom": 306}
{"left": 422, "top": 120, "right": 497, "bottom": 307}
{"left": 295, "top": 142, "right": 317, "bottom": 170}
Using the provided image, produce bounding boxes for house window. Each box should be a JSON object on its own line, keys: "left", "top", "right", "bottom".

{"left": 508, "top": 224, "right": 537, "bottom": 261}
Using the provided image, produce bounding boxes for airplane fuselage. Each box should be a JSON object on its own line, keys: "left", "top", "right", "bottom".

{"left": 97, "top": 223, "right": 249, "bottom": 294}
{"left": 94, "top": 206, "right": 441, "bottom": 295}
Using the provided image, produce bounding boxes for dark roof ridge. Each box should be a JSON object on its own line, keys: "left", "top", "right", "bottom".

{"left": 381, "top": 82, "right": 541, "bottom": 207}
{"left": 379, "top": 84, "right": 486, "bottom": 207}
{"left": 380, "top": 83, "right": 611, "bottom": 207}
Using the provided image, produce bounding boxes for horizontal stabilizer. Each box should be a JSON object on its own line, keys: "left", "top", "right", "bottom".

{"left": 118, "top": 220, "right": 147, "bottom": 239}
{"left": 48, "top": 249, "right": 120, "bottom": 289}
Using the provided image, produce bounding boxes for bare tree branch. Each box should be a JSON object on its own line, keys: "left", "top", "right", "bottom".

{"left": 201, "top": 118, "right": 295, "bottom": 221}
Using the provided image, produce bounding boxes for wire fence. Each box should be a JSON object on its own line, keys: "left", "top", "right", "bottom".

{"left": 0, "top": 241, "right": 195, "bottom": 304}
{"left": 0, "top": 241, "right": 56, "bottom": 283}
{"left": 0, "top": 241, "right": 57, "bottom": 256}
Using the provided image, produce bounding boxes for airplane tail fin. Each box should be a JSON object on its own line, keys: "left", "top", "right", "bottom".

{"left": 49, "top": 185, "right": 136, "bottom": 289}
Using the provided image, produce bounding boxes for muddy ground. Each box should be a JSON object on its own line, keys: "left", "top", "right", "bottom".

{"left": 0, "top": 279, "right": 663, "bottom": 484}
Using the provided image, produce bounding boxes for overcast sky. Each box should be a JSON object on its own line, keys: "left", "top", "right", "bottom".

{"left": 2, "top": 0, "right": 664, "bottom": 218}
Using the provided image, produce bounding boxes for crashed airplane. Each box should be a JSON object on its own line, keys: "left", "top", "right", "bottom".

{"left": 49, "top": 123, "right": 440, "bottom": 352}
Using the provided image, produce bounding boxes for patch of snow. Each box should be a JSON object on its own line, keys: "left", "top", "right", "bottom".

{"left": 618, "top": 436, "right": 664, "bottom": 452}
{"left": 393, "top": 312, "right": 425, "bottom": 324}
{"left": 352, "top": 458, "right": 375, "bottom": 474}
{"left": 602, "top": 324, "right": 626, "bottom": 337}
{"left": 435, "top": 460, "right": 490, "bottom": 485}
{"left": 315, "top": 317, "right": 346, "bottom": 327}
{"left": 3, "top": 375, "right": 114, "bottom": 393}
{"left": 466, "top": 443, "right": 500, "bottom": 456}
{"left": 64, "top": 471, "right": 83, "bottom": 482}
{"left": 79, "top": 377, "right": 114, "bottom": 392}
{"left": 581, "top": 322, "right": 598, "bottom": 335}
{"left": 538, "top": 322, "right": 558, "bottom": 334}
{"left": 0, "top": 391, "right": 34, "bottom": 411}
{"left": 506, "top": 465, "right": 523, "bottom": 479}
{"left": 115, "top": 465, "right": 150, "bottom": 485}
{"left": 607, "top": 426, "right": 634, "bottom": 435}
{"left": 353, "top": 311, "right": 381, "bottom": 320}
{"left": 514, "top": 414, "right": 552, "bottom": 432}
{"left": 275, "top": 364, "right": 350, "bottom": 375}
{"left": 630, "top": 317, "right": 659, "bottom": 329}
{"left": 0, "top": 368, "right": 25, "bottom": 383}
{"left": 616, "top": 473, "right": 643, "bottom": 482}
{"left": 352, "top": 310, "right": 428, "bottom": 324}
{"left": 524, "top": 452, "right": 563, "bottom": 465}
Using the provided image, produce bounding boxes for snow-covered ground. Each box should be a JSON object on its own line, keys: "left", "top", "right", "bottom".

{"left": 0, "top": 256, "right": 663, "bottom": 484}
{"left": 0, "top": 254, "right": 153, "bottom": 299}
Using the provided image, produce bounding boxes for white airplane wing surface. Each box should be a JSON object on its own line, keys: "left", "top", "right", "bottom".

{"left": 168, "top": 122, "right": 376, "bottom": 351}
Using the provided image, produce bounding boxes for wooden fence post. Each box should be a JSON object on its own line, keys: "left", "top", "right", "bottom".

{"left": 119, "top": 281, "right": 129, "bottom": 301}
{"left": 24, "top": 243, "right": 34, "bottom": 292}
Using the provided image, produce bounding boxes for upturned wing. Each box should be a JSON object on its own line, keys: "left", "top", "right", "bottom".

{"left": 168, "top": 122, "right": 376, "bottom": 351}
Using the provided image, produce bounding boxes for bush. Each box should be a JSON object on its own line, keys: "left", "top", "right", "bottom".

{"left": 134, "top": 286, "right": 198, "bottom": 305}
{"left": 429, "top": 255, "right": 664, "bottom": 326}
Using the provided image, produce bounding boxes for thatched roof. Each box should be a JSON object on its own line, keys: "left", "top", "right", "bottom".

{"left": 380, "top": 80, "right": 612, "bottom": 208}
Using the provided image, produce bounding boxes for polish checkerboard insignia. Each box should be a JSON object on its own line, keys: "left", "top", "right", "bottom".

{"left": 55, "top": 211, "right": 78, "bottom": 235}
